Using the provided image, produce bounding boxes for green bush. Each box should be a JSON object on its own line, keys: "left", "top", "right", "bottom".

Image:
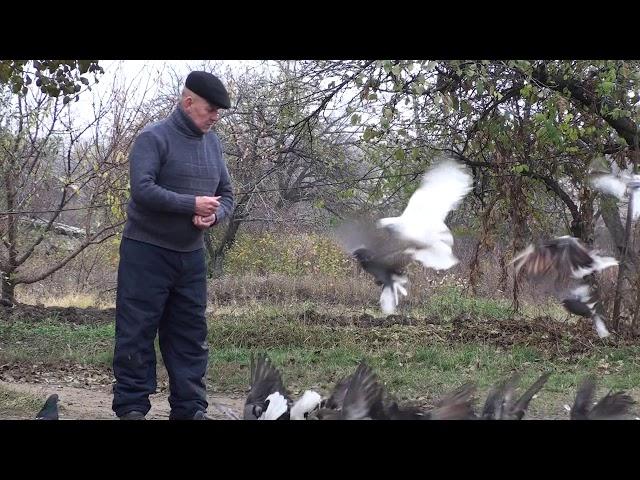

{"left": 224, "top": 232, "right": 353, "bottom": 276}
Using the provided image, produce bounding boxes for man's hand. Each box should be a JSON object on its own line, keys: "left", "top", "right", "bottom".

{"left": 195, "top": 196, "right": 221, "bottom": 216}
{"left": 193, "top": 213, "right": 216, "bottom": 230}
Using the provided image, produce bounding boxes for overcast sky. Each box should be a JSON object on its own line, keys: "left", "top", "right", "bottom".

{"left": 71, "top": 60, "right": 266, "bottom": 124}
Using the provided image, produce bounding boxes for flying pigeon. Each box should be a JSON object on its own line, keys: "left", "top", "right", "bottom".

{"left": 336, "top": 158, "right": 473, "bottom": 314}
{"left": 591, "top": 165, "right": 640, "bottom": 221}
{"left": 511, "top": 236, "right": 617, "bottom": 337}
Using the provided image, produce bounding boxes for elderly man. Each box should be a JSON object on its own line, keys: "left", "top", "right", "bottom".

{"left": 112, "top": 71, "right": 234, "bottom": 420}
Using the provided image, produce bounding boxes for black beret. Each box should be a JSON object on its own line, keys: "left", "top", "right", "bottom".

{"left": 185, "top": 71, "right": 231, "bottom": 109}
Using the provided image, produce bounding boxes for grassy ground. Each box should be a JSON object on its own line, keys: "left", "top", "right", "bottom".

{"left": 0, "top": 384, "right": 50, "bottom": 418}
{"left": 1, "top": 288, "right": 639, "bottom": 419}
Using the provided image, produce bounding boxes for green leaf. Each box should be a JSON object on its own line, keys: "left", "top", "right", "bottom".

{"left": 0, "top": 65, "right": 12, "bottom": 84}
{"left": 350, "top": 113, "right": 361, "bottom": 125}
{"left": 413, "top": 84, "right": 425, "bottom": 95}
{"left": 450, "top": 95, "right": 459, "bottom": 111}
{"left": 363, "top": 127, "right": 376, "bottom": 141}
{"left": 78, "top": 60, "right": 91, "bottom": 73}
{"left": 394, "top": 148, "right": 406, "bottom": 161}
{"left": 512, "top": 163, "right": 530, "bottom": 174}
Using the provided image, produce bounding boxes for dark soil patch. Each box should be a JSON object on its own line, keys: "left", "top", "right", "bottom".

{"left": 0, "top": 303, "right": 115, "bottom": 325}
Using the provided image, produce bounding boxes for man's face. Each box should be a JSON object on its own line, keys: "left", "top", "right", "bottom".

{"left": 184, "top": 95, "right": 221, "bottom": 132}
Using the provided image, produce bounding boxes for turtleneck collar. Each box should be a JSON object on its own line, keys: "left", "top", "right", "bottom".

{"left": 169, "top": 105, "right": 205, "bottom": 138}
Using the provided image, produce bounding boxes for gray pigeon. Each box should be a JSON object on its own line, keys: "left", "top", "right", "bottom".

{"left": 570, "top": 377, "right": 635, "bottom": 420}
{"left": 512, "top": 236, "right": 617, "bottom": 338}
{"left": 479, "top": 372, "right": 551, "bottom": 420}
{"left": 35, "top": 394, "right": 59, "bottom": 420}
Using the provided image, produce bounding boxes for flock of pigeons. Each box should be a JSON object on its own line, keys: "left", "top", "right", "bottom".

{"left": 336, "top": 157, "right": 638, "bottom": 339}
{"left": 234, "top": 354, "right": 636, "bottom": 420}
{"left": 32, "top": 354, "right": 636, "bottom": 420}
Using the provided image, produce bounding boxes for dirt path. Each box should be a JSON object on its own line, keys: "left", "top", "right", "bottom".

{"left": 0, "top": 380, "right": 245, "bottom": 420}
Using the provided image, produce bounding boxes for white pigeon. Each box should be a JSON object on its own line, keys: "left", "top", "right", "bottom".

{"left": 591, "top": 167, "right": 640, "bottom": 221}
{"left": 289, "top": 390, "right": 323, "bottom": 420}
{"left": 259, "top": 392, "right": 289, "bottom": 420}
{"left": 377, "top": 158, "right": 473, "bottom": 271}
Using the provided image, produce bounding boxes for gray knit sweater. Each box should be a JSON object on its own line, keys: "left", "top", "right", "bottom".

{"left": 122, "top": 105, "right": 234, "bottom": 252}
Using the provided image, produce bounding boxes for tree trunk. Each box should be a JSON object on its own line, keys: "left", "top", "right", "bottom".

{"left": 611, "top": 189, "right": 636, "bottom": 332}
{"left": 600, "top": 196, "right": 639, "bottom": 269}
{"left": 510, "top": 177, "right": 527, "bottom": 313}
{"left": 1, "top": 272, "right": 16, "bottom": 306}
{"left": 1, "top": 155, "right": 18, "bottom": 307}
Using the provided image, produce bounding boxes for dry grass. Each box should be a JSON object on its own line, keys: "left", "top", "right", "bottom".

{"left": 17, "top": 291, "right": 115, "bottom": 309}
{"left": 0, "top": 384, "right": 46, "bottom": 418}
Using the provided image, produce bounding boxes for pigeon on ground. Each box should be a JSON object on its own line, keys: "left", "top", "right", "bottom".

{"left": 479, "top": 372, "right": 552, "bottom": 420}
{"left": 569, "top": 376, "right": 635, "bottom": 420}
{"left": 311, "top": 361, "right": 476, "bottom": 420}
{"left": 35, "top": 394, "right": 59, "bottom": 420}
{"left": 243, "top": 353, "right": 293, "bottom": 420}
{"left": 312, "top": 362, "right": 384, "bottom": 420}
{"left": 243, "top": 353, "right": 323, "bottom": 420}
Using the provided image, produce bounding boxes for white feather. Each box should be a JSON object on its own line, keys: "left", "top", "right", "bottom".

{"left": 290, "top": 390, "right": 322, "bottom": 420}
{"left": 380, "top": 285, "right": 396, "bottom": 314}
{"left": 570, "top": 284, "right": 592, "bottom": 301}
{"left": 592, "top": 174, "right": 627, "bottom": 199}
{"left": 259, "top": 392, "right": 289, "bottom": 420}
{"left": 571, "top": 254, "right": 618, "bottom": 279}
{"left": 510, "top": 244, "right": 535, "bottom": 273}
{"left": 593, "top": 315, "right": 611, "bottom": 339}
{"left": 631, "top": 188, "right": 640, "bottom": 221}
{"left": 393, "top": 283, "right": 407, "bottom": 297}
{"left": 393, "top": 274, "right": 408, "bottom": 296}
{"left": 409, "top": 242, "right": 460, "bottom": 270}
{"left": 592, "top": 255, "right": 619, "bottom": 271}
{"left": 377, "top": 159, "right": 472, "bottom": 270}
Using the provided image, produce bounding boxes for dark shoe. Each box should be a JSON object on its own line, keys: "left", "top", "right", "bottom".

{"left": 119, "top": 410, "right": 146, "bottom": 420}
{"left": 192, "top": 410, "right": 211, "bottom": 420}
